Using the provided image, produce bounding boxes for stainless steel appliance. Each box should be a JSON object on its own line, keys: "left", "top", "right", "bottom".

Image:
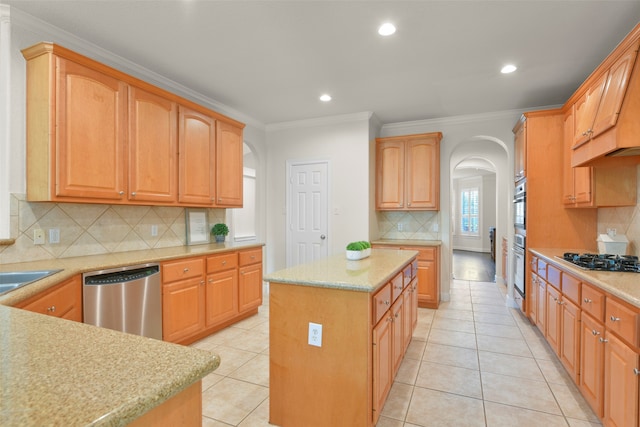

{"left": 559, "top": 253, "right": 640, "bottom": 272}
{"left": 83, "top": 263, "right": 162, "bottom": 339}
{"left": 513, "top": 180, "right": 526, "bottom": 231}
{"left": 512, "top": 234, "right": 526, "bottom": 297}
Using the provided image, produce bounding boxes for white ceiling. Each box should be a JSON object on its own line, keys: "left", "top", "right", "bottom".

{"left": 4, "top": 1, "right": 640, "bottom": 126}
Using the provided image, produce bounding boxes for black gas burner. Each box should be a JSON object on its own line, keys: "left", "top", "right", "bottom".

{"left": 562, "top": 252, "right": 640, "bottom": 273}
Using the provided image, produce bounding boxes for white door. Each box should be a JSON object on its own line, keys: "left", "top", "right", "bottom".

{"left": 287, "top": 161, "right": 329, "bottom": 267}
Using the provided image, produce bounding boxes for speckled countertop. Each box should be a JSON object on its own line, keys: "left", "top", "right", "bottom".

{"left": 530, "top": 248, "right": 640, "bottom": 308}
{"left": 0, "top": 242, "right": 262, "bottom": 426}
{"left": 264, "top": 248, "right": 418, "bottom": 292}
{"left": 371, "top": 239, "right": 441, "bottom": 247}
{"left": 0, "top": 304, "right": 219, "bottom": 426}
{"left": 0, "top": 242, "right": 264, "bottom": 306}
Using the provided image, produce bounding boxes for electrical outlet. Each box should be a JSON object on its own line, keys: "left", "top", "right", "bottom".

{"left": 308, "top": 322, "right": 322, "bottom": 347}
{"left": 397, "top": 223, "right": 403, "bottom": 231}
{"left": 33, "top": 229, "right": 45, "bottom": 245}
{"left": 151, "top": 225, "right": 158, "bottom": 237}
{"left": 49, "top": 228, "right": 60, "bottom": 244}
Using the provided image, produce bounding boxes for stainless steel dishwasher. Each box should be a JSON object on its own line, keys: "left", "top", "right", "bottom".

{"left": 83, "top": 263, "right": 162, "bottom": 340}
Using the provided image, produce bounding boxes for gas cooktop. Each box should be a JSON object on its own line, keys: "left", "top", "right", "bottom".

{"left": 561, "top": 253, "right": 640, "bottom": 273}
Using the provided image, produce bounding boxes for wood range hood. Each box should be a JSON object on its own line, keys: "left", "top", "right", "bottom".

{"left": 569, "top": 23, "right": 640, "bottom": 167}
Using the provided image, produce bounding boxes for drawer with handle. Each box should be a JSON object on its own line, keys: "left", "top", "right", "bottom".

{"left": 207, "top": 253, "right": 238, "bottom": 273}
{"left": 373, "top": 282, "right": 391, "bottom": 325}
{"left": 239, "top": 248, "right": 262, "bottom": 266}
{"left": 581, "top": 282, "right": 605, "bottom": 322}
{"left": 605, "top": 297, "right": 640, "bottom": 348}
{"left": 162, "top": 257, "right": 204, "bottom": 283}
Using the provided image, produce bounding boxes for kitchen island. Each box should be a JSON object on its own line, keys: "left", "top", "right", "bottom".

{"left": 0, "top": 303, "right": 219, "bottom": 426}
{"left": 264, "top": 248, "right": 418, "bottom": 427}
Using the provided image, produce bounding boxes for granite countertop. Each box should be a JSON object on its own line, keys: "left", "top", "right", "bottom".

{"left": 264, "top": 248, "right": 418, "bottom": 292}
{"left": 371, "top": 239, "right": 441, "bottom": 247}
{"left": 0, "top": 304, "right": 219, "bottom": 426}
{"left": 0, "top": 243, "right": 263, "bottom": 425}
{"left": 0, "top": 241, "right": 264, "bottom": 306}
{"left": 529, "top": 248, "right": 640, "bottom": 308}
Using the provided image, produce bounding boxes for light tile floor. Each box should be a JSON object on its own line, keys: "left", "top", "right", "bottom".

{"left": 191, "top": 280, "right": 602, "bottom": 426}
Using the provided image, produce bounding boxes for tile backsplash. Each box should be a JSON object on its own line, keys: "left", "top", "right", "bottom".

{"left": 0, "top": 194, "right": 225, "bottom": 264}
{"left": 596, "top": 165, "right": 640, "bottom": 256}
{"left": 377, "top": 210, "right": 440, "bottom": 240}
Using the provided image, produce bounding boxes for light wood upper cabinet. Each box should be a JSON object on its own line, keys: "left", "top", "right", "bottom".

{"left": 573, "top": 41, "right": 637, "bottom": 148}
{"left": 178, "top": 107, "right": 216, "bottom": 205}
{"left": 129, "top": 86, "right": 178, "bottom": 203}
{"left": 513, "top": 117, "right": 526, "bottom": 182}
{"left": 22, "top": 42, "right": 245, "bottom": 208}
{"left": 563, "top": 105, "right": 637, "bottom": 208}
{"left": 51, "top": 57, "right": 128, "bottom": 201}
{"left": 573, "top": 73, "right": 608, "bottom": 148}
{"left": 215, "top": 121, "right": 243, "bottom": 207}
{"left": 376, "top": 133, "right": 441, "bottom": 210}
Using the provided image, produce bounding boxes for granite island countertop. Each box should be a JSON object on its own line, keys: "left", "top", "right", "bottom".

{"left": 264, "top": 248, "right": 418, "bottom": 292}
{"left": 0, "top": 241, "right": 264, "bottom": 306}
{"left": 530, "top": 248, "right": 640, "bottom": 308}
{"left": 0, "top": 304, "right": 219, "bottom": 426}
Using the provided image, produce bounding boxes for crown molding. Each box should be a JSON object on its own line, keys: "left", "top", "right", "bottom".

{"left": 381, "top": 105, "right": 561, "bottom": 133}
{"left": 266, "top": 111, "right": 374, "bottom": 132}
{"left": 9, "top": 6, "right": 265, "bottom": 131}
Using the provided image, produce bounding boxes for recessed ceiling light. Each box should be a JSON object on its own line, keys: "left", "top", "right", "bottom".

{"left": 501, "top": 64, "right": 517, "bottom": 74}
{"left": 378, "top": 23, "right": 396, "bottom": 36}
{"left": 320, "top": 94, "right": 332, "bottom": 102}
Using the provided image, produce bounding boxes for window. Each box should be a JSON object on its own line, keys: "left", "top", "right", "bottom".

{"left": 460, "top": 187, "right": 479, "bottom": 235}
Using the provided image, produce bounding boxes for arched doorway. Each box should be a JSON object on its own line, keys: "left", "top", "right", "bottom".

{"left": 451, "top": 157, "right": 496, "bottom": 282}
{"left": 448, "top": 137, "right": 512, "bottom": 299}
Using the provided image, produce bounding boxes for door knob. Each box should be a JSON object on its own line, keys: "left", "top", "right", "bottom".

{"left": 320, "top": 235, "right": 326, "bottom": 240}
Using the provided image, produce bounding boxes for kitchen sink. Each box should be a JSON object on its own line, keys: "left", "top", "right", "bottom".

{"left": 0, "top": 270, "right": 62, "bottom": 296}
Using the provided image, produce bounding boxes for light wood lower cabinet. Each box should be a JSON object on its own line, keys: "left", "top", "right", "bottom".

{"left": 269, "top": 257, "right": 416, "bottom": 427}
{"left": 603, "top": 331, "right": 640, "bottom": 427}
{"left": 238, "top": 248, "right": 263, "bottom": 313}
{"left": 372, "top": 244, "right": 440, "bottom": 308}
{"left": 162, "top": 248, "right": 263, "bottom": 345}
{"left": 530, "top": 254, "right": 640, "bottom": 427}
{"left": 15, "top": 275, "right": 82, "bottom": 321}
{"left": 580, "top": 311, "right": 606, "bottom": 417}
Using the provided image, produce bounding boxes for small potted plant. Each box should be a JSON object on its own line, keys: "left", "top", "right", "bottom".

{"left": 346, "top": 240, "right": 371, "bottom": 260}
{"left": 211, "top": 223, "right": 229, "bottom": 243}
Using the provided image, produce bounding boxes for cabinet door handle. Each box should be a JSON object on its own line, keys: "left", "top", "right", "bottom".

{"left": 183, "top": 268, "right": 189, "bottom": 272}
{"left": 599, "top": 338, "right": 608, "bottom": 343}
{"left": 610, "top": 316, "right": 620, "bottom": 322}
{"left": 47, "top": 306, "right": 56, "bottom": 312}
{"left": 131, "top": 192, "right": 136, "bottom": 197}
{"left": 222, "top": 260, "right": 227, "bottom": 265}
{"left": 119, "top": 191, "right": 125, "bottom": 196}
{"left": 591, "top": 329, "right": 600, "bottom": 336}
{"left": 583, "top": 298, "right": 592, "bottom": 303}
{"left": 634, "top": 368, "right": 640, "bottom": 376}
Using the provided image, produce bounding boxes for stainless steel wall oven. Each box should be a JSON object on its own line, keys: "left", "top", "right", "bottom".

{"left": 513, "top": 180, "right": 526, "bottom": 231}
{"left": 512, "top": 234, "right": 526, "bottom": 297}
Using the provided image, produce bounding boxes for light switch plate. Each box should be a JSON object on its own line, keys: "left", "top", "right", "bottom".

{"left": 308, "top": 322, "right": 322, "bottom": 347}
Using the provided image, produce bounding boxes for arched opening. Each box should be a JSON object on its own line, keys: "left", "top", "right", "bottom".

{"left": 448, "top": 136, "right": 511, "bottom": 299}
{"left": 451, "top": 157, "right": 496, "bottom": 282}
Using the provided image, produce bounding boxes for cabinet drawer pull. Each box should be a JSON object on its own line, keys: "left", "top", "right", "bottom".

{"left": 183, "top": 268, "right": 189, "bottom": 273}
{"left": 222, "top": 260, "right": 227, "bottom": 265}
{"left": 610, "top": 316, "right": 620, "bottom": 322}
{"left": 383, "top": 300, "right": 390, "bottom": 306}
{"left": 634, "top": 368, "right": 640, "bottom": 376}
{"left": 47, "top": 306, "right": 55, "bottom": 312}
{"left": 583, "top": 298, "right": 592, "bottom": 303}
{"left": 131, "top": 192, "right": 136, "bottom": 197}
{"left": 591, "top": 329, "right": 600, "bottom": 336}
{"left": 599, "top": 338, "right": 608, "bottom": 343}
{"left": 119, "top": 190, "right": 124, "bottom": 196}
